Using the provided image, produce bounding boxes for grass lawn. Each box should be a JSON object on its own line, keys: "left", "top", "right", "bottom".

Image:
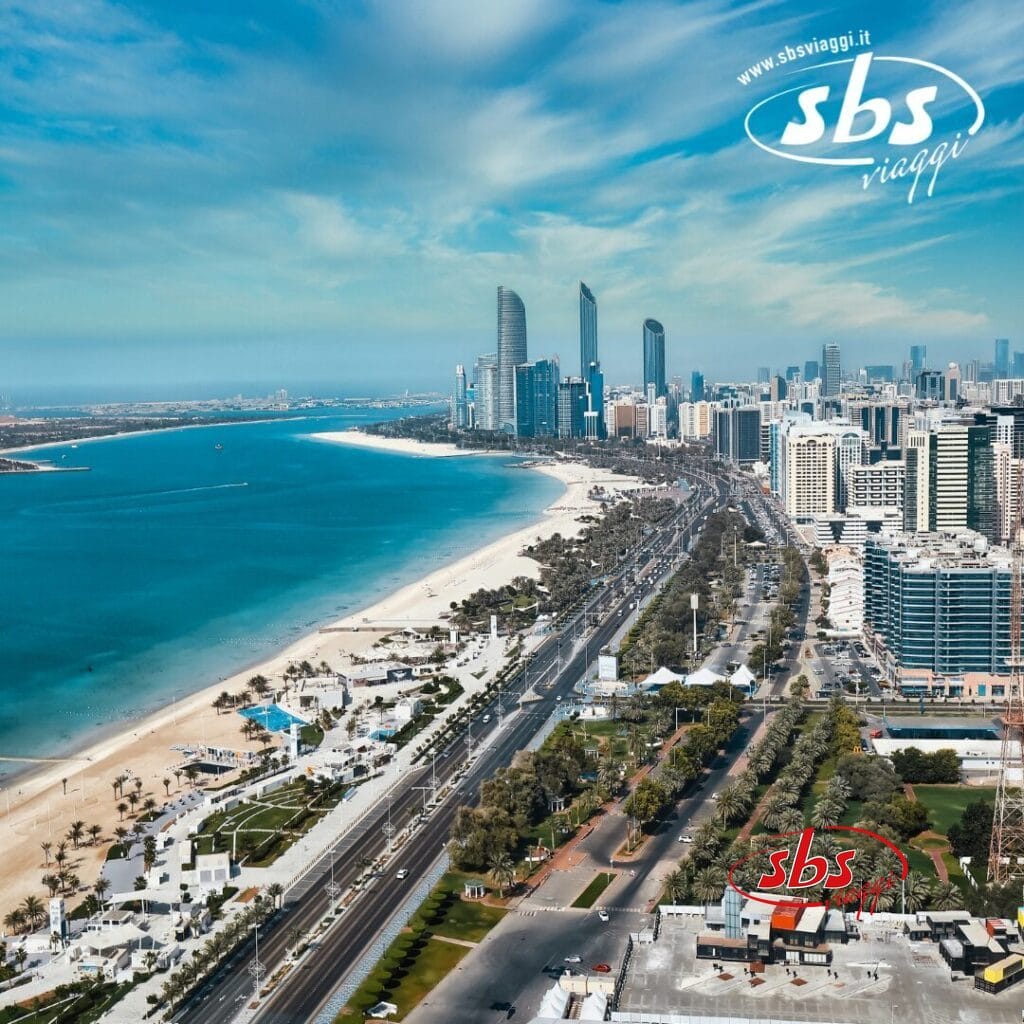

{"left": 571, "top": 871, "right": 617, "bottom": 909}
{"left": 913, "top": 786, "right": 996, "bottom": 836}
{"left": 431, "top": 896, "right": 506, "bottom": 942}
{"left": 341, "top": 938, "right": 468, "bottom": 1023}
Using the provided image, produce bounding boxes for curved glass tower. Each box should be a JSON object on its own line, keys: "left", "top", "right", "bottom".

{"left": 579, "top": 282, "right": 598, "bottom": 376}
{"left": 497, "top": 286, "right": 527, "bottom": 433}
{"left": 643, "top": 318, "right": 666, "bottom": 398}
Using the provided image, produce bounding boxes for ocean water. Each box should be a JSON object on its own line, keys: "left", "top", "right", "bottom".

{"left": 0, "top": 411, "right": 561, "bottom": 769}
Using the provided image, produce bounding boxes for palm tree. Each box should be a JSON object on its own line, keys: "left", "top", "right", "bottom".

{"left": 664, "top": 869, "right": 689, "bottom": 904}
{"left": 184, "top": 764, "right": 200, "bottom": 788}
{"left": 117, "top": 801, "right": 129, "bottom": 821}
{"left": 114, "top": 826, "right": 129, "bottom": 843}
{"left": 143, "top": 797, "right": 158, "bottom": 814}
{"left": 162, "top": 777, "right": 172, "bottom": 797}
{"left": 266, "top": 883, "right": 284, "bottom": 909}
{"left": 127, "top": 791, "right": 140, "bottom": 813}
{"left": 760, "top": 796, "right": 789, "bottom": 832}
{"left": 903, "top": 872, "right": 932, "bottom": 913}
{"left": 173, "top": 768, "right": 184, "bottom": 790}
{"left": 3, "top": 909, "right": 25, "bottom": 934}
{"left": 488, "top": 852, "right": 516, "bottom": 898}
{"left": 13, "top": 948, "right": 26, "bottom": 974}
{"left": 21, "top": 895, "right": 44, "bottom": 930}
{"left": 930, "top": 881, "right": 963, "bottom": 911}
{"left": 40, "top": 842, "right": 52, "bottom": 867}
{"left": 41, "top": 874, "right": 61, "bottom": 898}
{"left": 692, "top": 866, "right": 727, "bottom": 904}
{"left": 87, "top": 824, "right": 103, "bottom": 846}
{"left": 93, "top": 876, "right": 111, "bottom": 909}
{"left": 810, "top": 799, "right": 842, "bottom": 829}
{"left": 66, "top": 820, "right": 85, "bottom": 849}
{"left": 54, "top": 841, "right": 68, "bottom": 869}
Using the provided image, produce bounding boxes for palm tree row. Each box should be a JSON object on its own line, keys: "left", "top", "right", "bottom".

{"left": 159, "top": 892, "right": 277, "bottom": 1010}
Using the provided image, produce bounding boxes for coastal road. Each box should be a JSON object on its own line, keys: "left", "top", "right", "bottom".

{"left": 175, "top": 478, "right": 725, "bottom": 1024}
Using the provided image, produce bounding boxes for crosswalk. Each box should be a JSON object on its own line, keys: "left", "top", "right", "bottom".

{"left": 515, "top": 905, "right": 648, "bottom": 915}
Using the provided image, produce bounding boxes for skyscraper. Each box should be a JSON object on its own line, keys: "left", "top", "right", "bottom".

{"left": 473, "top": 352, "right": 498, "bottom": 431}
{"left": 995, "top": 338, "right": 1010, "bottom": 379}
{"left": 453, "top": 364, "right": 467, "bottom": 428}
{"left": 690, "top": 370, "right": 704, "bottom": 401}
{"left": 642, "top": 318, "right": 666, "bottom": 397}
{"left": 496, "top": 286, "right": 527, "bottom": 434}
{"left": 586, "top": 361, "right": 605, "bottom": 439}
{"left": 821, "top": 342, "right": 841, "bottom": 397}
{"left": 804, "top": 359, "right": 819, "bottom": 382}
{"left": 579, "top": 282, "right": 598, "bottom": 376}
{"left": 910, "top": 344, "right": 927, "bottom": 379}
{"left": 557, "top": 378, "right": 588, "bottom": 438}
{"left": 514, "top": 358, "right": 559, "bottom": 438}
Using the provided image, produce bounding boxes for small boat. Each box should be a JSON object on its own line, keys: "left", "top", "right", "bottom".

{"left": 215, "top": 443, "right": 224, "bottom": 451}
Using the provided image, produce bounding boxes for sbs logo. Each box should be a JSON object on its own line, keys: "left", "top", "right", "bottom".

{"left": 743, "top": 52, "right": 985, "bottom": 202}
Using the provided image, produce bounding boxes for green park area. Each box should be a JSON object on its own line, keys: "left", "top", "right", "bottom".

{"left": 572, "top": 871, "right": 617, "bottom": 909}
{"left": 339, "top": 874, "right": 506, "bottom": 1023}
{"left": 193, "top": 776, "right": 352, "bottom": 867}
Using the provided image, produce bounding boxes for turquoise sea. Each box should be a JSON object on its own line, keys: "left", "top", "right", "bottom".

{"left": 0, "top": 411, "right": 561, "bottom": 772}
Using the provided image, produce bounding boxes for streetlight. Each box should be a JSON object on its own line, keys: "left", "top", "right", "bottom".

{"left": 248, "top": 925, "right": 264, "bottom": 1001}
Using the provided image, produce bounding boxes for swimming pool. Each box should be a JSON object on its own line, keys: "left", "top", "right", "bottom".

{"left": 239, "top": 703, "right": 307, "bottom": 733}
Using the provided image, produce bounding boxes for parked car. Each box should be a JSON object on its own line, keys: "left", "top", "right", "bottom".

{"left": 598, "top": 910, "right": 610, "bottom": 923}
{"left": 564, "top": 955, "right": 582, "bottom": 964}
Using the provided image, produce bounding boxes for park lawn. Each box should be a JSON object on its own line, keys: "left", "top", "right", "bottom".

{"left": 572, "top": 872, "right": 616, "bottom": 909}
{"left": 341, "top": 937, "right": 468, "bottom": 1023}
{"left": 431, "top": 897, "right": 506, "bottom": 942}
{"left": 912, "top": 786, "right": 996, "bottom": 836}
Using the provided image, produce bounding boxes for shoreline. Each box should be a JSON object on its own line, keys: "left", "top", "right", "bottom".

{"left": 0, "top": 413, "right": 304, "bottom": 457}
{"left": 309, "top": 429, "right": 498, "bottom": 458}
{"left": 0, "top": 440, "right": 640, "bottom": 912}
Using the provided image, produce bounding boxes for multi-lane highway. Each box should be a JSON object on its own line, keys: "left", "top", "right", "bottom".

{"left": 175, "top": 472, "right": 729, "bottom": 1024}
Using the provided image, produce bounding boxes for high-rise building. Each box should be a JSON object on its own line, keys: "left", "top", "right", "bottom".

{"left": 715, "top": 406, "right": 761, "bottom": 465}
{"left": 835, "top": 427, "right": 866, "bottom": 510}
{"left": 642, "top": 318, "right": 666, "bottom": 397}
{"left": 910, "top": 344, "right": 927, "bottom": 379}
{"left": 514, "top": 358, "right": 559, "bottom": 438}
{"left": 579, "top": 282, "right": 598, "bottom": 377}
{"left": 993, "top": 442, "right": 1023, "bottom": 545}
{"left": 904, "top": 430, "right": 930, "bottom": 532}
{"left": 557, "top": 378, "right": 587, "bottom": 439}
{"left": 679, "top": 401, "right": 712, "bottom": 439}
{"left": 821, "top": 342, "right": 841, "bottom": 397}
{"left": 928, "top": 426, "right": 969, "bottom": 531}
{"left": 967, "top": 422, "right": 996, "bottom": 541}
{"left": 864, "top": 364, "right": 894, "bottom": 383}
{"left": 804, "top": 359, "right": 820, "bottom": 382}
{"left": 473, "top": 353, "right": 498, "bottom": 431}
{"left": 690, "top": 370, "right": 705, "bottom": 401}
{"left": 995, "top": 338, "right": 1010, "bottom": 379}
{"left": 496, "top": 286, "right": 527, "bottom": 433}
{"left": 453, "top": 364, "right": 468, "bottom": 428}
{"left": 916, "top": 369, "right": 945, "bottom": 401}
{"left": 586, "top": 362, "right": 605, "bottom": 439}
{"left": 757, "top": 366, "right": 771, "bottom": 384}
{"left": 945, "top": 362, "right": 962, "bottom": 403}
{"left": 863, "top": 531, "right": 1016, "bottom": 682}
{"left": 784, "top": 427, "right": 837, "bottom": 517}
{"left": 848, "top": 461, "right": 905, "bottom": 512}
{"left": 1013, "top": 351, "right": 1024, "bottom": 379}
{"left": 785, "top": 365, "right": 800, "bottom": 382}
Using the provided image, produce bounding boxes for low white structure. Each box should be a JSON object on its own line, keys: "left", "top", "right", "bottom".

{"left": 825, "top": 545, "right": 864, "bottom": 633}
{"left": 871, "top": 737, "right": 1023, "bottom": 779}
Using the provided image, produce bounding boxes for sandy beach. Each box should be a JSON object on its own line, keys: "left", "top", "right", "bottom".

{"left": 309, "top": 429, "right": 493, "bottom": 458}
{"left": 0, "top": 443, "right": 638, "bottom": 918}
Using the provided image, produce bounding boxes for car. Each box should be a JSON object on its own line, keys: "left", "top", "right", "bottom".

{"left": 677, "top": 835, "right": 693, "bottom": 843}
{"left": 593, "top": 963, "right": 612, "bottom": 973}
{"left": 564, "top": 955, "right": 582, "bottom": 964}
{"left": 710, "top": 792, "right": 719, "bottom": 801}
{"left": 598, "top": 910, "right": 610, "bottom": 922}
{"left": 555, "top": 695, "right": 562, "bottom": 702}
{"left": 396, "top": 869, "right": 409, "bottom": 880}
{"left": 482, "top": 714, "right": 491, "bottom": 724}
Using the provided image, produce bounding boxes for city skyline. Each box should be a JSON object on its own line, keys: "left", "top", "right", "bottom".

{"left": 1, "top": 0, "right": 1022, "bottom": 398}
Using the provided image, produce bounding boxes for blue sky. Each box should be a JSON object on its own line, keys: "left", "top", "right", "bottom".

{"left": 1, "top": 0, "right": 1022, "bottom": 399}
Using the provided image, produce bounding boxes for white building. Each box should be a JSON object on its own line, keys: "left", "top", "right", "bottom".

{"left": 825, "top": 546, "right": 863, "bottom": 633}
{"left": 784, "top": 426, "right": 837, "bottom": 518}
{"left": 848, "top": 460, "right": 905, "bottom": 514}
{"left": 679, "top": 401, "right": 712, "bottom": 439}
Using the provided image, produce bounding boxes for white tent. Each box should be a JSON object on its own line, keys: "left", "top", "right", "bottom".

{"left": 684, "top": 667, "right": 726, "bottom": 688}
{"left": 729, "top": 664, "right": 758, "bottom": 693}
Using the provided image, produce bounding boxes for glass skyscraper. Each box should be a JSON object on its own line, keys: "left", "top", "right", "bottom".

{"left": 496, "top": 286, "right": 527, "bottom": 434}
{"left": 910, "top": 344, "right": 927, "bottom": 378}
{"left": 995, "top": 337, "right": 1010, "bottom": 379}
{"left": 691, "top": 370, "right": 704, "bottom": 400}
{"left": 514, "top": 358, "right": 559, "bottom": 438}
{"left": 642, "top": 318, "right": 666, "bottom": 397}
{"left": 821, "top": 342, "right": 841, "bottom": 397}
{"left": 579, "top": 282, "right": 598, "bottom": 376}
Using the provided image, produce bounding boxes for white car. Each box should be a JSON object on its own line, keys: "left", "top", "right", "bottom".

{"left": 678, "top": 835, "right": 693, "bottom": 844}
{"left": 482, "top": 714, "right": 491, "bottom": 724}
{"left": 564, "top": 955, "right": 582, "bottom": 964}
{"left": 598, "top": 910, "right": 610, "bottom": 923}
{"left": 396, "top": 869, "right": 409, "bottom": 880}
